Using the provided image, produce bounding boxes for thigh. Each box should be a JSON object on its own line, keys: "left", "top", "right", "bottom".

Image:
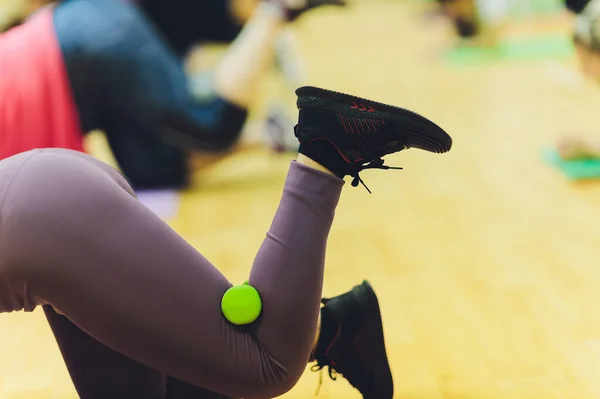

{"left": 44, "top": 305, "right": 168, "bottom": 399}
{"left": 0, "top": 148, "right": 240, "bottom": 391}
{"left": 167, "top": 377, "right": 236, "bottom": 399}
{"left": 0, "top": 148, "right": 141, "bottom": 313}
{"left": 45, "top": 305, "right": 234, "bottom": 399}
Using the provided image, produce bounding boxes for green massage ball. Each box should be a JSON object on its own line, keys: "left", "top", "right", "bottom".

{"left": 221, "top": 281, "right": 262, "bottom": 325}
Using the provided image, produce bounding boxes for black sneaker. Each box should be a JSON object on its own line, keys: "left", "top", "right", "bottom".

{"left": 312, "top": 281, "right": 393, "bottom": 399}
{"left": 294, "top": 86, "right": 452, "bottom": 192}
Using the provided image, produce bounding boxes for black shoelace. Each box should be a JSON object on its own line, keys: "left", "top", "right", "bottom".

{"left": 311, "top": 297, "right": 342, "bottom": 396}
{"left": 312, "top": 352, "right": 367, "bottom": 396}
{"left": 349, "top": 158, "right": 403, "bottom": 194}
{"left": 311, "top": 357, "right": 338, "bottom": 396}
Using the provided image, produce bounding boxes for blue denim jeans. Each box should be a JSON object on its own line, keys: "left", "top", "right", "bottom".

{"left": 54, "top": 0, "right": 247, "bottom": 189}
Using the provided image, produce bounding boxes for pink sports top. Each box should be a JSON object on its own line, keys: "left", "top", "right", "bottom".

{"left": 0, "top": 7, "right": 84, "bottom": 160}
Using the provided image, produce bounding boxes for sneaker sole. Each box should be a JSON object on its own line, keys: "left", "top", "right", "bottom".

{"left": 296, "top": 86, "right": 452, "bottom": 155}
{"left": 351, "top": 280, "right": 394, "bottom": 399}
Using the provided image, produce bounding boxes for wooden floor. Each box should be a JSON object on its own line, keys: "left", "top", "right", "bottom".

{"left": 5, "top": 1, "right": 600, "bottom": 398}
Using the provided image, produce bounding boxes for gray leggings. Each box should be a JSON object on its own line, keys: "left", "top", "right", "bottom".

{"left": 0, "top": 148, "right": 343, "bottom": 398}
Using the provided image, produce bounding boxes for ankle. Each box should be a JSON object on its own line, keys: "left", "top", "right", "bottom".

{"left": 309, "top": 312, "right": 323, "bottom": 361}
{"left": 296, "top": 154, "right": 337, "bottom": 176}
{"left": 298, "top": 141, "right": 348, "bottom": 178}
{"left": 313, "top": 307, "right": 338, "bottom": 358}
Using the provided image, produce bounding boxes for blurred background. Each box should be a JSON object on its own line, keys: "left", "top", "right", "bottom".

{"left": 3, "top": 0, "right": 600, "bottom": 398}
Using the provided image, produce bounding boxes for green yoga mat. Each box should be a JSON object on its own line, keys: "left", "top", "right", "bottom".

{"left": 445, "top": 35, "right": 574, "bottom": 65}
{"left": 543, "top": 148, "right": 600, "bottom": 180}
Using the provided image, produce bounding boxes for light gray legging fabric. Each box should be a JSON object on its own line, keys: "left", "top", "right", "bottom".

{"left": 0, "top": 148, "right": 343, "bottom": 398}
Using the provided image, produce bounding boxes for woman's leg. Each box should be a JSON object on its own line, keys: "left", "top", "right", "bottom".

{"left": 43, "top": 305, "right": 169, "bottom": 399}
{"left": 0, "top": 87, "right": 451, "bottom": 399}
{"left": 39, "top": 148, "right": 287, "bottom": 399}
{"left": 45, "top": 305, "right": 234, "bottom": 399}
{"left": 0, "top": 148, "right": 342, "bottom": 399}
{"left": 20, "top": 148, "right": 170, "bottom": 398}
{"left": 166, "top": 376, "right": 234, "bottom": 399}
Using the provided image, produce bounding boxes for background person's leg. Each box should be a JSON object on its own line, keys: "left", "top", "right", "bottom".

{"left": 55, "top": 0, "right": 249, "bottom": 153}
{"left": 55, "top": 0, "right": 341, "bottom": 189}
{"left": 55, "top": 0, "right": 249, "bottom": 189}
{"left": 101, "top": 120, "right": 190, "bottom": 190}
{"left": 0, "top": 148, "right": 342, "bottom": 399}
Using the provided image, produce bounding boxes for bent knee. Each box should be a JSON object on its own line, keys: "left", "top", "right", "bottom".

{"left": 243, "top": 378, "right": 301, "bottom": 399}
{"left": 161, "top": 101, "right": 248, "bottom": 152}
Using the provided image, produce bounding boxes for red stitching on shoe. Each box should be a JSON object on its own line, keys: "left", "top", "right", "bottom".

{"left": 338, "top": 115, "right": 352, "bottom": 135}
{"left": 324, "top": 324, "right": 342, "bottom": 359}
{"left": 345, "top": 116, "right": 357, "bottom": 135}
{"left": 350, "top": 101, "right": 375, "bottom": 112}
